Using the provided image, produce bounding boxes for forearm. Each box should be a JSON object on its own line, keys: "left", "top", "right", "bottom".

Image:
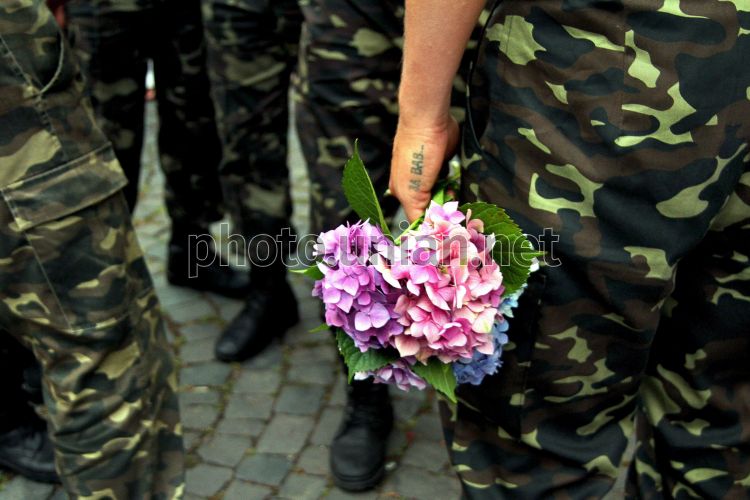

{"left": 399, "top": 0, "right": 485, "bottom": 127}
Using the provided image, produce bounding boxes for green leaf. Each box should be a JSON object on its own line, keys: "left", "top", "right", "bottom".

{"left": 309, "top": 323, "right": 329, "bottom": 334}
{"left": 342, "top": 141, "right": 391, "bottom": 237}
{"left": 336, "top": 330, "right": 398, "bottom": 382}
{"left": 431, "top": 175, "right": 460, "bottom": 205}
{"left": 412, "top": 359, "right": 457, "bottom": 403}
{"left": 291, "top": 264, "right": 325, "bottom": 281}
{"left": 395, "top": 215, "right": 424, "bottom": 245}
{"left": 460, "top": 202, "right": 539, "bottom": 296}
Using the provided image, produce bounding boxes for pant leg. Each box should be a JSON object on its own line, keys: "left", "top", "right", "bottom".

{"left": 627, "top": 176, "right": 750, "bottom": 499}
{"left": 151, "top": 0, "right": 224, "bottom": 230}
{"left": 65, "top": 1, "right": 148, "bottom": 211}
{"left": 451, "top": 0, "right": 750, "bottom": 497}
{"left": 295, "top": 0, "right": 487, "bottom": 233}
{"left": 0, "top": 2, "right": 184, "bottom": 496}
{"left": 202, "top": 0, "right": 298, "bottom": 253}
{"left": 295, "top": 0, "right": 406, "bottom": 233}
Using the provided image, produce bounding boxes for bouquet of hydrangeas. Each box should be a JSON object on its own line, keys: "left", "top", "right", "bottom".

{"left": 296, "top": 144, "right": 539, "bottom": 402}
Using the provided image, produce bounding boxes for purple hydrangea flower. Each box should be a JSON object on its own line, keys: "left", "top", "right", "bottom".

{"left": 452, "top": 319, "right": 509, "bottom": 385}
{"left": 356, "top": 358, "right": 426, "bottom": 392}
{"left": 313, "top": 221, "right": 403, "bottom": 351}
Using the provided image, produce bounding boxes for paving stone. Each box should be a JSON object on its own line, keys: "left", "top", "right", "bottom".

{"left": 284, "top": 313, "right": 327, "bottom": 343}
{"left": 46, "top": 488, "right": 67, "bottom": 500}
{"left": 287, "top": 360, "right": 336, "bottom": 386}
{"left": 297, "top": 445, "right": 329, "bottom": 476}
{"left": 310, "top": 406, "right": 343, "bottom": 446}
{"left": 212, "top": 296, "right": 245, "bottom": 324}
{"left": 182, "top": 404, "right": 219, "bottom": 430}
{"left": 223, "top": 480, "right": 273, "bottom": 500}
{"left": 235, "top": 454, "right": 293, "bottom": 486}
{"left": 411, "top": 412, "right": 444, "bottom": 442}
{"left": 185, "top": 463, "right": 233, "bottom": 497}
{"left": 157, "top": 284, "right": 202, "bottom": 308}
{"left": 381, "top": 465, "right": 460, "bottom": 499}
{"left": 183, "top": 430, "right": 203, "bottom": 450}
{"left": 328, "top": 379, "right": 347, "bottom": 406}
{"left": 392, "top": 396, "right": 424, "bottom": 423}
{"left": 277, "top": 473, "right": 327, "bottom": 499}
{"left": 326, "top": 489, "right": 379, "bottom": 500}
{"left": 274, "top": 385, "right": 326, "bottom": 415}
{"left": 179, "top": 389, "right": 220, "bottom": 407}
{"left": 225, "top": 394, "right": 274, "bottom": 420}
{"left": 387, "top": 429, "right": 409, "bottom": 457}
{"left": 257, "top": 414, "right": 315, "bottom": 454}
{"left": 242, "top": 343, "right": 283, "bottom": 370}
{"left": 167, "top": 299, "right": 217, "bottom": 324}
{"left": 180, "top": 322, "right": 222, "bottom": 342}
{"left": 287, "top": 344, "right": 338, "bottom": 367}
{"left": 180, "top": 362, "right": 231, "bottom": 387}
{"left": 179, "top": 338, "right": 216, "bottom": 365}
{"left": 399, "top": 384, "right": 431, "bottom": 403}
{"left": 401, "top": 440, "right": 451, "bottom": 473}
{"left": 216, "top": 417, "right": 266, "bottom": 438}
{"left": 198, "top": 434, "right": 251, "bottom": 467}
{"left": 0, "top": 476, "right": 55, "bottom": 499}
{"left": 233, "top": 369, "right": 282, "bottom": 395}
{"left": 298, "top": 296, "right": 321, "bottom": 320}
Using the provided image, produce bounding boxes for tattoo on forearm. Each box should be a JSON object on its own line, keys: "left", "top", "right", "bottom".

{"left": 408, "top": 145, "right": 425, "bottom": 191}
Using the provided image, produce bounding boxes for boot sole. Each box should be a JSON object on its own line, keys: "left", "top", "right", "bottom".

{"left": 331, "top": 464, "right": 386, "bottom": 492}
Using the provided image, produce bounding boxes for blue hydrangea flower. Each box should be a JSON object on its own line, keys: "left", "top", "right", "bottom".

{"left": 499, "top": 286, "right": 524, "bottom": 318}
{"left": 452, "top": 320, "right": 510, "bottom": 385}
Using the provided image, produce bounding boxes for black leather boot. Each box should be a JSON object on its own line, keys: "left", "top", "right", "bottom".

{"left": 330, "top": 379, "right": 393, "bottom": 491}
{"left": 214, "top": 269, "right": 299, "bottom": 362}
{"left": 166, "top": 227, "right": 250, "bottom": 298}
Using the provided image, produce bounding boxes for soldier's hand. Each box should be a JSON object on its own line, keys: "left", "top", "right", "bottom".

{"left": 389, "top": 114, "right": 460, "bottom": 222}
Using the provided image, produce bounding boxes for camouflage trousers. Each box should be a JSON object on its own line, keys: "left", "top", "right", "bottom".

{"left": 0, "top": 1, "right": 183, "bottom": 497}
{"left": 202, "top": 0, "right": 300, "bottom": 246}
{"left": 66, "top": 0, "right": 224, "bottom": 229}
{"left": 449, "top": 1, "right": 750, "bottom": 498}
{"left": 295, "top": 0, "right": 487, "bottom": 232}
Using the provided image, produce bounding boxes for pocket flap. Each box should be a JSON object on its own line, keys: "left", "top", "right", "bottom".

{"left": 1, "top": 146, "right": 128, "bottom": 231}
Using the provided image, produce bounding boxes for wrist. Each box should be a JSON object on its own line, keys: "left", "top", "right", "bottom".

{"left": 397, "top": 80, "right": 452, "bottom": 131}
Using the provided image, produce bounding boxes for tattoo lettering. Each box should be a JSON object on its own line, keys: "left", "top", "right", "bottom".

{"left": 408, "top": 145, "right": 425, "bottom": 191}
{"left": 411, "top": 145, "right": 424, "bottom": 175}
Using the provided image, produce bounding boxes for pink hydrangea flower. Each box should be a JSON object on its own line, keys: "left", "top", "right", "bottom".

{"left": 381, "top": 202, "right": 505, "bottom": 363}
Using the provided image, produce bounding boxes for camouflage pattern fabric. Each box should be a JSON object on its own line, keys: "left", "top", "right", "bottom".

{"left": 202, "top": 0, "right": 301, "bottom": 246}
{"left": 0, "top": 1, "right": 184, "bottom": 497}
{"left": 295, "top": 0, "right": 487, "bottom": 233}
{"left": 447, "top": 0, "right": 750, "bottom": 498}
{"left": 65, "top": 0, "right": 224, "bottom": 228}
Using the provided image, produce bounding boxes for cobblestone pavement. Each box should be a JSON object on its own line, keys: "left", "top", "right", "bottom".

{"left": 0, "top": 103, "right": 461, "bottom": 500}
{"left": 0, "top": 102, "right": 630, "bottom": 499}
